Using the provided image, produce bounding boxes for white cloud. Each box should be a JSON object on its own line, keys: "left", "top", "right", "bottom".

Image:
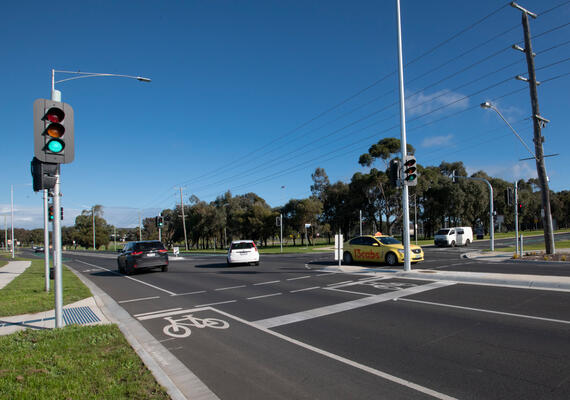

{"left": 422, "top": 134, "right": 454, "bottom": 148}
{"left": 406, "top": 89, "right": 469, "bottom": 117}
{"left": 466, "top": 162, "right": 537, "bottom": 183}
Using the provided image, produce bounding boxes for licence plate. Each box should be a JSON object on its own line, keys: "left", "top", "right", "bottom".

{"left": 147, "top": 253, "right": 156, "bottom": 257}
{"left": 414, "top": 255, "right": 421, "bottom": 259}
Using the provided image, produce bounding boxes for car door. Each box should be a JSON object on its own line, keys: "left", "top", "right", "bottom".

{"left": 354, "top": 237, "right": 382, "bottom": 262}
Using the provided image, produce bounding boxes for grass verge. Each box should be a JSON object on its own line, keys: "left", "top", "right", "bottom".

{"left": 495, "top": 240, "right": 570, "bottom": 252}
{"left": 0, "top": 256, "right": 91, "bottom": 317}
{"left": 0, "top": 325, "right": 169, "bottom": 399}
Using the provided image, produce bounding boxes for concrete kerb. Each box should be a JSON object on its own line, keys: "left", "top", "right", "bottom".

{"left": 68, "top": 264, "right": 219, "bottom": 400}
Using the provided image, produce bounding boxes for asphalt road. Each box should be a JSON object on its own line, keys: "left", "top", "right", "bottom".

{"left": 50, "top": 249, "right": 570, "bottom": 399}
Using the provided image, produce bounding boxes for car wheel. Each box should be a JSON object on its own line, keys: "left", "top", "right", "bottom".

{"left": 254, "top": 261, "right": 260, "bottom": 266}
{"left": 385, "top": 252, "right": 397, "bottom": 266}
{"left": 450, "top": 241, "right": 456, "bottom": 247}
{"left": 117, "top": 260, "right": 123, "bottom": 273}
{"left": 342, "top": 251, "right": 353, "bottom": 264}
{"left": 465, "top": 239, "right": 470, "bottom": 246}
{"left": 161, "top": 265, "right": 168, "bottom": 272}
{"left": 125, "top": 261, "right": 133, "bottom": 275}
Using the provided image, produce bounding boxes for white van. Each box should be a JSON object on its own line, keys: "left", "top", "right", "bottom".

{"left": 434, "top": 227, "right": 473, "bottom": 247}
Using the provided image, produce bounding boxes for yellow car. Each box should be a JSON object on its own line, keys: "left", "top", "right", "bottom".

{"left": 342, "top": 234, "right": 424, "bottom": 266}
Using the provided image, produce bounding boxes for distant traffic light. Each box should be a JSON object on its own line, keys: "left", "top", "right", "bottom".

{"left": 31, "top": 157, "right": 59, "bottom": 192}
{"left": 518, "top": 203, "right": 523, "bottom": 213}
{"left": 156, "top": 216, "right": 164, "bottom": 228}
{"left": 506, "top": 187, "right": 513, "bottom": 206}
{"left": 402, "top": 155, "right": 417, "bottom": 186}
{"left": 33, "top": 99, "right": 74, "bottom": 164}
{"left": 48, "top": 205, "right": 54, "bottom": 221}
{"left": 388, "top": 159, "right": 401, "bottom": 187}
{"left": 61, "top": 207, "right": 64, "bottom": 220}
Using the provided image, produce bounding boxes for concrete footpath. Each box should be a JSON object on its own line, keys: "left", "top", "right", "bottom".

{"left": 2, "top": 253, "right": 570, "bottom": 399}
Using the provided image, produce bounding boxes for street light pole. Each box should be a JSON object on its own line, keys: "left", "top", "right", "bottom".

{"left": 49, "top": 68, "right": 151, "bottom": 328}
{"left": 396, "top": 0, "right": 412, "bottom": 271}
{"left": 10, "top": 185, "right": 15, "bottom": 259}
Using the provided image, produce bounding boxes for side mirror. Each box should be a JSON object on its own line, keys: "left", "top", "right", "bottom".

{"left": 372, "top": 242, "right": 379, "bottom": 247}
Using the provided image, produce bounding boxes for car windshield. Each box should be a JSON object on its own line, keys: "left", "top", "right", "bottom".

{"left": 376, "top": 236, "right": 401, "bottom": 245}
{"left": 231, "top": 242, "right": 254, "bottom": 250}
{"left": 436, "top": 229, "right": 450, "bottom": 235}
{"left": 134, "top": 242, "right": 165, "bottom": 251}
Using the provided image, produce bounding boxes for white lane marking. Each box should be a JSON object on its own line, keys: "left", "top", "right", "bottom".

{"left": 290, "top": 286, "right": 320, "bottom": 293}
{"left": 172, "top": 290, "right": 207, "bottom": 297}
{"left": 316, "top": 272, "right": 337, "bottom": 276}
{"left": 286, "top": 275, "right": 311, "bottom": 281}
{"left": 135, "top": 307, "right": 183, "bottom": 317}
{"left": 253, "top": 280, "right": 280, "bottom": 286}
{"left": 398, "top": 298, "right": 570, "bottom": 325}
{"left": 212, "top": 307, "right": 456, "bottom": 400}
{"left": 194, "top": 300, "right": 237, "bottom": 308}
{"left": 326, "top": 280, "right": 353, "bottom": 286}
{"left": 247, "top": 292, "right": 282, "bottom": 300}
{"left": 74, "top": 259, "right": 177, "bottom": 296}
{"left": 215, "top": 285, "right": 246, "bottom": 291}
{"left": 254, "top": 281, "right": 455, "bottom": 329}
{"left": 119, "top": 296, "right": 161, "bottom": 304}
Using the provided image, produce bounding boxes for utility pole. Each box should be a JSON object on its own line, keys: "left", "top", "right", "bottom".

{"left": 43, "top": 190, "right": 50, "bottom": 292}
{"left": 179, "top": 187, "right": 189, "bottom": 250}
{"left": 512, "top": 2, "right": 555, "bottom": 254}
{"left": 138, "top": 211, "right": 142, "bottom": 241}
{"left": 92, "top": 206, "right": 96, "bottom": 250}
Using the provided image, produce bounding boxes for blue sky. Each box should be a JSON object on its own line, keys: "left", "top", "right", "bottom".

{"left": 1, "top": 0, "right": 569, "bottom": 230}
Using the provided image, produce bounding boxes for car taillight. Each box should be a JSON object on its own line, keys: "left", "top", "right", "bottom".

{"left": 132, "top": 251, "right": 143, "bottom": 255}
{"left": 158, "top": 249, "right": 168, "bottom": 253}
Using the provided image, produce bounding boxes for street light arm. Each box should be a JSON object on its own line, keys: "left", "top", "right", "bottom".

{"left": 491, "top": 107, "right": 538, "bottom": 162}
{"left": 52, "top": 69, "right": 151, "bottom": 94}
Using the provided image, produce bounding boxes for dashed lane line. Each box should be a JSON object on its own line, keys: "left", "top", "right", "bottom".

{"left": 247, "top": 292, "right": 283, "bottom": 300}
{"left": 286, "top": 275, "right": 311, "bottom": 281}
{"left": 290, "top": 286, "right": 320, "bottom": 293}
{"left": 253, "top": 280, "right": 281, "bottom": 286}
{"left": 215, "top": 285, "right": 247, "bottom": 291}
{"left": 118, "top": 296, "right": 161, "bottom": 304}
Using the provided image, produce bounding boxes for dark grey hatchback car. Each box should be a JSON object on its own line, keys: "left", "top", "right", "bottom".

{"left": 117, "top": 240, "right": 169, "bottom": 275}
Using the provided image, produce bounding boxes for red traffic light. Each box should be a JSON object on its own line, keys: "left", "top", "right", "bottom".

{"left": 45, "top": 107, "right": 65, "bottom": 123}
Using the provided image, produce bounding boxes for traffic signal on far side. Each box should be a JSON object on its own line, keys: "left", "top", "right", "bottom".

{"left": 518, "top": 203, "right": 523, "bottom": 213}
{"left": 402, "top": 155, "right": 418, "bottom": 186}
{"left": 156, "top": 216, "right": 164, "bottom": 228}
{"left": 33, "top": 99, "right": 74, "bottom": 164}
{"left": 506, "top": 187, "right": 513, "bottom": 206}
{"left": 48, "top": 205, "right": 54, "bottom": 221}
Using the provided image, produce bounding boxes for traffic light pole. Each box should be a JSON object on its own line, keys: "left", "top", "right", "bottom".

{"left": 43, "top": 189, "right": 50, "bottom": 292}
{"left": 514, "top": 181, "right": 519, "bottom": 255}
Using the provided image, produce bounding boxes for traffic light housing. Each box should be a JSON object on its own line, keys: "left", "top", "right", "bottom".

{"left": 31, "top": 157, "right": 59, "bottom": 192}
{"left": 156, "top": 216, "right": 164, "bottom": 228}
{"left": 517, "top": 203, "right": 523, "bottom": 213}
{"left": 388, "top": 159, "right": 401, "bottom": 187}
{"left": 48, "top": 205, "right": 54, "bottom": 221}
{"left": 34, "top": 99, "right": 74, "bottom": 164}
{"left": 402, "top": 155, "right": 418, "bottom": 186}
{"left": 506, "top": 187, "right": 513, "bottom": 206}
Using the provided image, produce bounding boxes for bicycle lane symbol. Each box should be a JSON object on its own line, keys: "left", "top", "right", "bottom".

{"left": 162, "top": 313, "right": 230, "bottom": 338}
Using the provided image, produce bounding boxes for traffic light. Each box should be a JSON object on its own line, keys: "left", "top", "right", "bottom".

{"left": 505, "top": 187, "right": 513, "bottom": 206}
{"left": 34, "top": 99, "right": 74, "bottom": 164}
{"left": 48, "top": 205, "right": 54, "bottom": 221}
{"left": 31, "top": 157, "right": 59, "bottom": 191}
{"left": 156, "top": 216, "right": 164, "bottom": 228}
{"left": 518, "top": 203, "right": 523, "bottom": 213}
{"left": 61, "top": 207, "right": 64, "bottom": 220}
{"left": 388, "top": 159, "right": 401, "bottom": 187}
{"left": 402, "top": 155, "right": 418, "bottom": 186}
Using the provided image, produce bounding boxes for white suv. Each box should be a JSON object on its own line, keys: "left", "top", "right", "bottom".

{"left": 227, "top": 240, "right": 260, "bottom": 265}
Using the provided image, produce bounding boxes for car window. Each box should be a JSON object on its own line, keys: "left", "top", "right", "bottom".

{"left": 449, "top": 229, "right": 455, "bottom": 235}
{"left": 457, "top": 229, "right": 464, "bottom": 234}
{"left": 362, "top": 237, "right": 379, "bottom": 246}
{"left": 231, "top": 242, "right": 254, "bottom": 250}
{"left": 436, "top": 229, "right": 450, "bottom": 235}
{"left": 349, "top": 237, "right": 364, "bottom": 245}
{"left": 377, "top": 236, "right": 401, "bottom": 245}
{"left": 134, "top": 242, "right": 165, "bottom": 251}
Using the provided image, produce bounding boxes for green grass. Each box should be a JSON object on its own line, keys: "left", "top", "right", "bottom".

{"left": 0, "top": 325, "right": 169, "bottom": 399}
{"left": 495, "top": 239, "right": 570, "bottom": 252}
{"left": 0, "top": 256, "right": 92, "bottom": 317}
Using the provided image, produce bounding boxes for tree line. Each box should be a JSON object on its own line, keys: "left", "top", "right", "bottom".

{"left": 10, "top": 138, "right": 570, "bottom": 250}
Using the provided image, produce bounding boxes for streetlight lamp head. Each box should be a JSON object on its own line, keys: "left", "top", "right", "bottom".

{"left": 136, "top": 77, "right": 151, "bottom": 82}
{"left": 516, "top": 75, "right": 529, "bottom": 82}
{"left": 480, "top": 101, "right": 492, "bottom": 109}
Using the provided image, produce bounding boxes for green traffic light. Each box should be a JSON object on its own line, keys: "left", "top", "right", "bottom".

{"left": 47, "top": 139, "right": 64, "bottom": 153}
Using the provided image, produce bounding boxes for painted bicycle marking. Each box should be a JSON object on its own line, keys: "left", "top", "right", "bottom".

{"left": 361, "top": 281, "right": 418, "bottom": 291}
{"left": 162, "top": 313, "right": 229, "bottom": 338}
